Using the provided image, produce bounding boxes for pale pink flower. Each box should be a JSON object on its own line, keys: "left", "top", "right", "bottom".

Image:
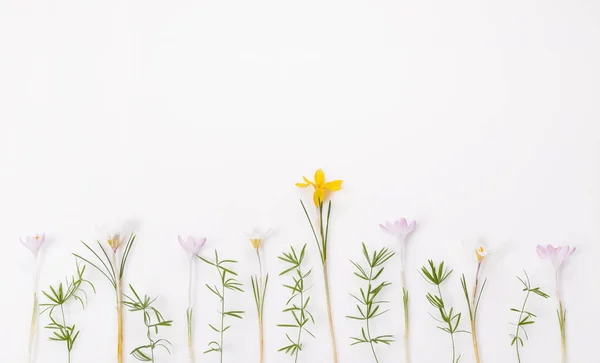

{"left": 536, "top": 244, "right": 576, "bottom": 269}
{"left": 379, "top": 218, "right": 417, "bottom": 241}
{"left": 20, "top": 234, "right": 45, "bottom": 257}
{"left": 178, "top": 235, "right": 206, "bottom": 256}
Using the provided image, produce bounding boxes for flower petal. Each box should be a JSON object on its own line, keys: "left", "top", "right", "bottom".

{"left": 295, "top": 182, "right": 309, "bottom": 188}
{"left": 324, "top": 180, "right": 342, "bottom": 191}
{"left": 314, "top": 169, "right": 325, "bottom": 187}
{"left": 536, "top": 245, "right": 547, "bottom": 259}
{"left": 303, "top": 176, "right": 316, "bottom": 188}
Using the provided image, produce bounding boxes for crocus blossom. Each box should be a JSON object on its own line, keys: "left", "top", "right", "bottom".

{"left": 20, "top": 234, "right": 45, "bottom": 257}
{"left": 536, "top": 244, "right": 576, "bottom": 269}
{"left": 296, "top": 169, "right": 342, "bottom": 206}
{"left": 244, "top": 228, "right": 272, "bottom": 250}
{"left": 107, "top": 233, "right": 122, "bottom": 252}
{"left": 379, "top": 219, "right": 417, "bottom": 242}
{"left": 379, "top": 219, "right": 416, "bottom": 363}
{"left": 475, "top": 245, "right": 490, "bottom": 262}
{"left": 178, "top": 236, "right": 207, "bottom": 256}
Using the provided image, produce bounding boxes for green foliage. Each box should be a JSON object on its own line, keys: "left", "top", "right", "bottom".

{"left": 300, "top": 200, "right": 331, "bottom": 264}
{"left": 251, "top": 260, "right": 268, "bottom": 325}
{"left": 421, "top": 260, "right": 466, "bottom": 363}
{"left": 40, "top": 262, "right": 95, "bottom": 363}
{"left": 460, "top": 273, "right": 487, "bottom": 323}
{"left": 73, "top": 233, "right": 136, "bottom": 290}
{"left": 123, "top": 285, "right": 172, "bottom": 362}
{"left": 347, "top": 243, "right": 395, "bottom": 363}
{"left": 509, "top": 271, "right": 549, "bottom": 363}
{"left": 200, "top": 250, "right": 244, "bottom": 362}
{"left": 277, "top": 244, "right": 315, "bottom": 362}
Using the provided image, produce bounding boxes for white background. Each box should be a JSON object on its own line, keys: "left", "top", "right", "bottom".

{"left": 1, "top": 0, "right": 599, "bottom": 363}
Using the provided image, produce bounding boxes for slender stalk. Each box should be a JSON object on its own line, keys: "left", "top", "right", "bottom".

{"left": 293, "top": 273, "right": 306, "bottom": 363}
{"left": 187, "top": 256, "right": 195, "bottom": 363}
{"left": 366, "top": 317, "right": 379, "bottom": 363}
{"left": 220, "top": 274, "right": 226, "bottom": 363}
{"left": 300, "top": 200, "right": 337, "bottom": 363}
{"left": 322, "top": 263, "right": 338, "bottom": 363}
{"left": 399, "top": 239, "right": 409, "bottom": 363}
{"left": 319, "top": 205, "right": 338, "bottom": 363}
{"left": 514, "top": 289, "right": 531, "bottom": 363}
{"left": 257, "top": 250, "right": 264, "bottom": 363}
{"left": 113, "top": 252, "right": 123, "bottom": 363}
{"left": 28, "top": 255, "right": 40, "bottom": 363}
{"left": 365, "top": 263, "right": 380, "bottom": 363}
{"left": 437, "top": 285, "right": 456, "bottom": 363}
{"left": 59, "top": 304, "right": 71, "bottom": 363}
{"left": 556, "top": 269, "right": 566, "bottom": 363}
{"left": 28, "top": 292, "right": 38, "bottom": 363}
{"left": 471, "top": 262, "right": 482, "bottom": 363}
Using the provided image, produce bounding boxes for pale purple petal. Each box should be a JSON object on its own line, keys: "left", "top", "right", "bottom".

{"left": 407, "top": 220, "right": 417, "bottom": 233}
{"left": 556, "top": 246, "right": 570, "bottom": 264}
{"left": 536, "top": 245, "right": 547, "bottom": 259}
{"left": 569, "top": 246, "right": 576, "bottom": 256}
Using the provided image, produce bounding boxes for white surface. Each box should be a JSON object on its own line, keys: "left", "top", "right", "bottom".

{"left": 1, "top": 0, "right": 599, "bottom": 362}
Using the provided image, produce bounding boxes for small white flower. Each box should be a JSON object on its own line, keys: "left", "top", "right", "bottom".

{"left": 20, "top": 234, "right": 45, "bottom": 257}
{"left": 244, "top": 227, "right": 272, "bottom": 249}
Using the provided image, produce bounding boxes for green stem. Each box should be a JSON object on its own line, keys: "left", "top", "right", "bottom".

{"left": 146, "top": 311, "right": 155, "bottom": 363}
{"left": 365, "top": 264, "right": 379, "bottom": 363}
{"left": 187, "top": 257, "right": 195, "bottom": 363}
{"left": 437, "top": 285, "right": 456, "bottom": 363}
{"left": 220, "top": 271, "right": 226, "bottom": 363}
{"left": 514, "top": 289, "right": 531, "bottom": 363}
{"left": 399, "top": 239, "right": 409, "bottom": 363}
{"left": 367, "top": 317, "right": 379, "bottom": 363}
{"left": 60, "top": 304, "right": 71, "bottom": 363}
{"left": 256, "top": 250, "right": 265, "bottom": 363}
{"left": 294, "top": 269, "right": 305, "bottom": 363}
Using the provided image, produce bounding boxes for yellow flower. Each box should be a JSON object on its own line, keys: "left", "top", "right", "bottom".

{"left": 296, "top": 169, "right": 342, "bottom": 206}
{"left": 475, "top": 246, "right": 489, "bottom": 262}
{"left": 244, "top": 228, "right": 272, "bottom": 250}
{"left": 107, "top": 233, "right": 122, "bottom": 252}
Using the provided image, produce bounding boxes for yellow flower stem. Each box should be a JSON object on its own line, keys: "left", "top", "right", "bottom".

{"left": 113, "top": 251, "right": 123, "bottom": 363}
{"left": 471, "top": 262, "right": 482, "bottom": 363}
{"left": 322, "top": 262, "right": 338, "bottom": 363}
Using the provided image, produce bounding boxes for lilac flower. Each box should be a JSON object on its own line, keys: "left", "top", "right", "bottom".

{"left": 20, "top": 234, "right": 45, "bottom": 257}
{"left": 379, "top": 218, "right": 417, "bottom": 242}
{"left": 178, "top": 236, "right": 207, "bottom": 256}
{"left": 536, "top": 244, "right": 576, "bottom": 269}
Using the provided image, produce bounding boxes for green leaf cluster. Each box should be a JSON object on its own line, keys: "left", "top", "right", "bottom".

{"left": 123, "top": 285, "right": 172, "bottom": 362}
{"left": 277, "top": 244, "right": 315, "bottom": 362}
{"left": 347, "top": 243, "right": 395, "bottom": 363}
{"left": 300, "top": 200, "right": 331, "bottom": 264}
{"left": 509, "top": 271, "right": 549, "bottom": 363}
{"left": 73, "top": 233, "right": 136, "bottom": 290}
{"left": 40, "top": 262, "right": 95, "bottom": 363}
{"left": 421, "top": 260, "right": 466, "bottom": 363}
{"left": 200, "top": 250, "right": 245, "bottom": 360}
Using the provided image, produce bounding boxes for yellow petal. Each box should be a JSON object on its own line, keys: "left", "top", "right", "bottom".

{"left": 303, "top": 176, "right": 315, "bottom": 187}
{"left": 295, "top": 182, "right": 309, "bottom": 188}
{"left": 324, "top": 180, "right": 342, "bottom": 191}
{"left": 314, "top": 169, "right": 325, "bottom": 187}
{"left": 313, "top": 188, "right": 325, "bottom": 206}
